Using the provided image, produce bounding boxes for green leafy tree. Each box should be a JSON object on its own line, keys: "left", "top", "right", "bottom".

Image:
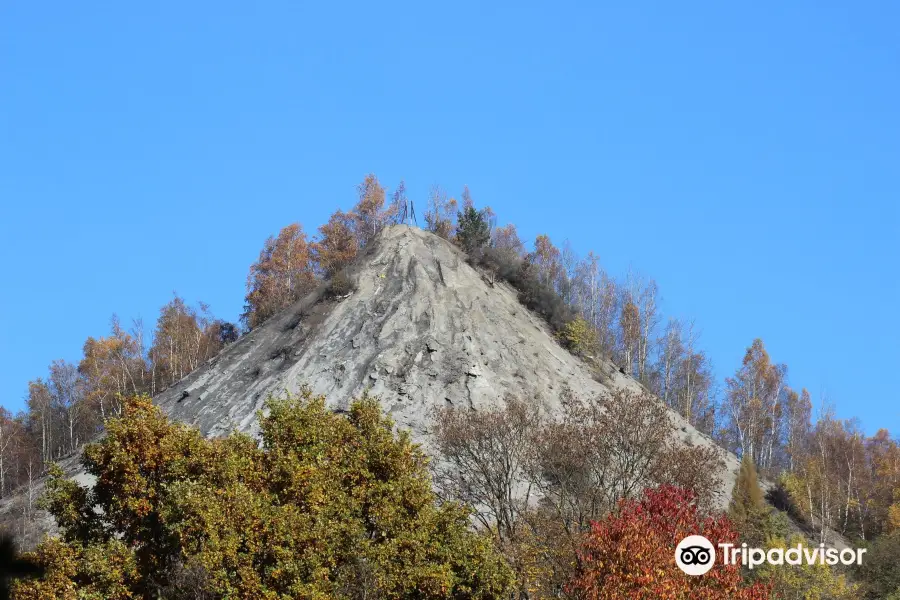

{"left": 456, "top": 206, "right": 491, "bottom": 255}
{"left": 16, "top": 393, "right": 512, "bottom": 599}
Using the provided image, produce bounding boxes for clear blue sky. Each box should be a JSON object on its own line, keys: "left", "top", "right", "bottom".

{"left": 1, "top": 2, "right": 897, "bottom": 433}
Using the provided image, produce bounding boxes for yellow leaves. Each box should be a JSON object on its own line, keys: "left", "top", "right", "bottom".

{"left": 11, "top": 538, "right": 79, "bottom": 600}
{"left": 244, "top": 222, "right": 318, "bottom": 328}
{"left": 887, "top": 501, "right": 900, "bottom": 532}
{"left": 27, "top": 390, "right": 511, "bottom": 600}
{"left": 558, "top": 317, "right": 599, "bottom": 356}
{"left": 754, "top": 536, "right": 859, "bottom": 600}
{"left": 313, "top": 210, "right": 359, "bottom": 278}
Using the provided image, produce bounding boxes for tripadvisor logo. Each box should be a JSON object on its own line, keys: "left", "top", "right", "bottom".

{"left": 675, "top": 535, "right": 867, "bottom": 576}
{"left": 676, "top": 535, "right": 716, "bottom": 575}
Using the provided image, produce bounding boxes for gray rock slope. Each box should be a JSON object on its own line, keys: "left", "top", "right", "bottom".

{"left": 153, "top": 224, "right": 739, "bottom": 502}
{"left": 3, "top": 224, "right": 778, "bottom": 544}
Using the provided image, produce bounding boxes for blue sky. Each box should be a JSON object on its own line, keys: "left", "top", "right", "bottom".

{"left": 1, "top": 2, "right": 897, "bottom": 433}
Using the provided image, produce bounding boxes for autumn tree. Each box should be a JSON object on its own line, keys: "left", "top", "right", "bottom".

{"left": 491, "top": 223, "right": 524, "bottom": 262}
{"left": 434, "top": 396, "right": 543, "bottom": 543}
{"left": 0, "top": 409, "right": 25, "bottom": 498}
{"left": 18, "top": 392, "right": 513, "bottom": 599}
{"left": 424, "top": 185, "right": 457, "bottom": 239}
{"left": 530, "top": 235, "right": 562, "bottom": 291}
{"left": 569, "top": 485, "right": 771, "bottom": 600}
{"left": 353, "top": 173, "right": 390, "bottom": 245}
{"left": 784, "top": 387, "right": 812, "bottom": 473}
{"left": 25, "top": 382, "right": 54, "bottom": 465}
{"left": 79, "top": 316, "right": 149, "bottom": 420}
{"left": 575, "top": 252, "right": 618, "bottom": 356}
{"left": 631, "top": 274, "right": 659, "bottom": 383}
{"left": 242, "top": 223, "right": 318, "bottom": 329}
{"left": 148, "top": 294, "right": 228, "bottom": 391}
{"left": 869, "top": 429, "right": 900, "bottom": 535}
{"left": 722, "top": 338, "right": 788, "bottom": 472}
{"left": 619, "top": 295, "right": 640, "bottom": 376}
{"left": 47, "top": 360, "right": 90, "bottom": 455}
{"left": 665, "top": 321, "right": 716, "bottom": 432}
{"left": 313, "top": 209, "right": 358, "bottom": 277}
{"left": 558, "top": 317, "right": 599, "bottom": 356}
{"left": 857, "top": 531, "right": 900, "bottom": 599}
{"left": 433, "top": 397, "right": 546, "bottom": 597}
{"left": 529, "top": 388, "right": 723, "bottom": 520}
{"left": 751, "top": 534, "right": 859, "bottom": 600}
{"left": 781, "top": 407, "right": 872, "bottom": 544}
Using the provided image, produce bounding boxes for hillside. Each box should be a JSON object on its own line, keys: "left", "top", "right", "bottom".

{"left": 160, "top": 224, "right": 733, "bottom": 468}
{"left": 1, "top": 224, "right": 841, "bottom": 550}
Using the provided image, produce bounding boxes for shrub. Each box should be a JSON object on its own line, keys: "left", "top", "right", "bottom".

{"left": 18, "top": 394, "right": 513, "bottom": 599}
{"left": 326, "top": 269, "right": 354, "bottom": 298}
{"left": 558, "top": 317, "right": 599, "bottom": 356}
{"left": 857, "top": 532, "right": 900, "bottom": 599}
{"left": 472, "top": 247, "right": 574, "bottom": 333}
{"left": 754, "top": 535, "right": 859, "bottom": 599}
{"left": 569, "top": 485, "right": 772, "bottom": 600}
{"left": 766, "top": 476, "right": 809, "bottom": 529}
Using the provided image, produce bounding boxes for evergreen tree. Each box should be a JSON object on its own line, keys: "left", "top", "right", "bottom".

{"left": 456, "top": 205, "right": 491, "bottom": 255}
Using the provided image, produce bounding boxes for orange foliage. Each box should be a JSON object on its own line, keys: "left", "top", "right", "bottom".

{"left": 243, "top": 223, "right": 317, "bottom": 328}
{"left": 313, "top": 210, "right": 359, "bottom": 276}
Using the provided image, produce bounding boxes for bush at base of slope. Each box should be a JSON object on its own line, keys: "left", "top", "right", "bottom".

{"left": 13, "top": 392, "right": 512, "bottom": 600}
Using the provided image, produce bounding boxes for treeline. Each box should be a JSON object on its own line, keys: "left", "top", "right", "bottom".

{"left": 412, "top": 190, "right": 900, "bottom": 552}
{"left": 0, "top": 174, "right": 392, "bottom": 505}
{"left": 5, "top": 174, "right": 899, "bottom": 566}
{"left": 239, "top": 178, "right": 721, "bottom": 436}
{"left": 0, "top": 299, "right": 238, "bottom": 504}
{"left": 241, "top": 174, "right": 399, "bottom": 328}
{"left": 3, "top": 173, "right": 900, "bottom": 597}
{"left": 10, "top": 391, "right": 774, "bottom": 599}
{"left": 8, "top": 389, "right": 874, "bottom": 599}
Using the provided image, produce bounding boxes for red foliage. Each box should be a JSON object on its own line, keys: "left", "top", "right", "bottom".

{"left": 569, "top": 485, "right": 772, "bottom": 600}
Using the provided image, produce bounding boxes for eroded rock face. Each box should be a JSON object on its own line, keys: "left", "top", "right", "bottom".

{"left": 1, "top": 225, "right": 742, "bottom": 545}
{"left": 157, "top": 226, "right": 737, "bottom": 492}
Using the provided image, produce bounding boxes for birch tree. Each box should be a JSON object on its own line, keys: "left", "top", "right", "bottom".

{"left": 243, "top": 223, "right": 317, "bottom": 329}
{"left": 353, "top": 174, "right": 389, "bottom": 245}
{"left": 722, "top": 338, "right": 787, "bottom": 472}
{"left": 48, "top": 359, "right": 88, "bottom": 454}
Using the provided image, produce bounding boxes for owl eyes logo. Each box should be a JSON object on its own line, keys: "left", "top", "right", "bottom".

{"left": 675, "top": 535, "right": 716, "bottom": 575}
{"left": 680, "top": 545, "right": 712, "bottom": 565}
